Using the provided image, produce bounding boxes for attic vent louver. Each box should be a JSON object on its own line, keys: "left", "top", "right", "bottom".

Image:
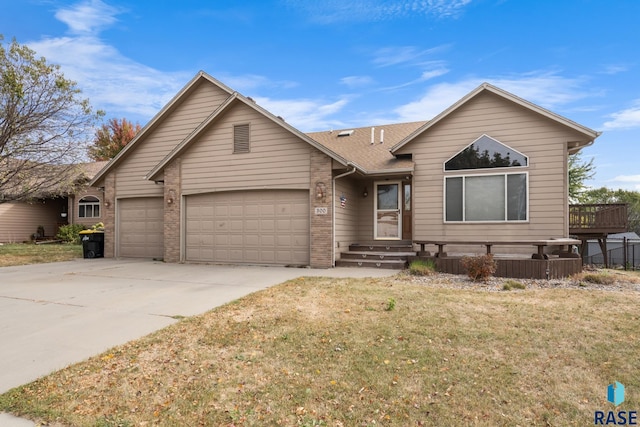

{"left": 337, "top": 130, "right": 354, "bottom": 137}
{"left": 233, "top": 124, "right": 250, "bottom": 153}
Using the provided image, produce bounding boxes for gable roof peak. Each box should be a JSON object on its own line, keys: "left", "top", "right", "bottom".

{"left": 390, "top": 82, "right": 601, "bottom": 153}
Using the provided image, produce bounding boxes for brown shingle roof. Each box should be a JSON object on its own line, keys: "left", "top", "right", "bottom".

{"left": 306, "top": 121, "right": 427, "bottom": 173}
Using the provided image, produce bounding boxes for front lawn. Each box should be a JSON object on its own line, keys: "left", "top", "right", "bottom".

{"left": 1, "top": 276, "right": 638, "bottom": 426}
{"left": 0, "top": 243, "right": 82, "bottom": 267}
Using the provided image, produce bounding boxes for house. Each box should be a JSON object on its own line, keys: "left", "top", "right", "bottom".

{"left": 89, "top": 71, "right": 600, "bottom": 269}
{"left": 0, "top": 162, "right": 107, "bottom": 242}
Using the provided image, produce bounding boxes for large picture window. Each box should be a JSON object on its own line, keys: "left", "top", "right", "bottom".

{"left": 79, "top": 196, "right": 100, "bottom": 218}
{"left": 445, "top": 173, "right": 527, "bottom": 222}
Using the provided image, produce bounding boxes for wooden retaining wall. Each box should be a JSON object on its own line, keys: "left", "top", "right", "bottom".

{"left": 414, "top": 256, "right": 583, "bottom": 279}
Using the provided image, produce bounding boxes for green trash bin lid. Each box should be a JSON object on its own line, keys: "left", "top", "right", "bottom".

{"left": 79, "top": 229, "right": 104, "bottom": 234}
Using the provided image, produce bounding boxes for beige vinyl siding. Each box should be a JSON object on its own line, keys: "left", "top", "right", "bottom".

{"left": 181, "top": 102, "right": 312, "bottom": 193}
{"left": 398, "top": 91, "right": 583, "bottom": 247}
{"left": 334, "top": 178, "right": 360, "bottom": 253}
{"left": 0, "top": 199, "right": 66, "bottom": 242}
{"left": 115, "top": 81, "right": 231, "bottom": 197}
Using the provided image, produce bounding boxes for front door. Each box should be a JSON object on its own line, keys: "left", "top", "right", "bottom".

{"left": 402, "top": 181, "right": 412, "bottom": 240}
{"left": 375, "top": 181, "right": 401, "bottom": 239}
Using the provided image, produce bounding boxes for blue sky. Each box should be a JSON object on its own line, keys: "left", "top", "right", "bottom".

{"left": 3, "top": 0, "right": 640, "bottom": 190}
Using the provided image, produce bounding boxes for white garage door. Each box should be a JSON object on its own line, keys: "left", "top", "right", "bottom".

{"left": 118, "top": 198, "right": 164, "bottom": 258}
{"left": 185, "top": 190, "right": 309, "bottom": 265}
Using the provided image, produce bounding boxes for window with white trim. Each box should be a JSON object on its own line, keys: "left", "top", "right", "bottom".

{"left": 445, "top": 173, "right": 528, "bottom": 222}
{"left": 445, "top": 134, "right": 528, "bottom": 171}
{"left": 79, "top": 196, "right": 100, "bottom": 218}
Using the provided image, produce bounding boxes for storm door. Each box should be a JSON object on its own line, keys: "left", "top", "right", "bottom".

{"left": 374, "top": 182, "right": 401, "bottom": 239}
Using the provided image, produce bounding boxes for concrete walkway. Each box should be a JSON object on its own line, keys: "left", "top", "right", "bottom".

{"left": 0, "top": 259, "right": 397, "bottom": 425}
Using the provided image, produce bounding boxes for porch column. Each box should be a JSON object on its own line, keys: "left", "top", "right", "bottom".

{"left": 103, "top": 172, "right": 116, "bottom": 258}
{"left": 310, "top": 148, "right": 333, "bottom": 268}
{"left": 163, "top": 158, "right": 181, "bottom": 263}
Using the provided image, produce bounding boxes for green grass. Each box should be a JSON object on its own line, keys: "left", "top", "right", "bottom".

{"left": 1, "top": 276, "right": 638, "bottom": 426}
{"left": 0, "top": 243, "right": 82, "bottom": 267}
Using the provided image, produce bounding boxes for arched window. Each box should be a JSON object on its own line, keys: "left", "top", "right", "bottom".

{"left": 79, "top": 196, "right": 100, "bottom": 218}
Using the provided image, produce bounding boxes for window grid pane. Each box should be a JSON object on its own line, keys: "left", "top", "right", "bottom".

{"left": 445, "top": 173, "right": 527, "bottom": 222}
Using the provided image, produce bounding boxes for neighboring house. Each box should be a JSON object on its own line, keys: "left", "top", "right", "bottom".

{"left": 89, "top": 71, "right": 600, "bottom": 268}
{"left": 584, "top": 232, "right": 640, "bottom": 268}
{"left": 0, "top": 162, "right": 107, "bottom": 243}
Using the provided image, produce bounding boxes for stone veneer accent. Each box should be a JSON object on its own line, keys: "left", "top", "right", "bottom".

{"left": 310, "top": 148, "right": 333, "bottom": 268}
{"left": 163, "top": 158, "right": 181, "bottom": 263}
{"left": 102, "top": 172, "right": 116, "bottom": 257}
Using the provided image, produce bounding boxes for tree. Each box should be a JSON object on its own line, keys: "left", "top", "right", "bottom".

{"left": 0, "top": 36, "right": 102, "bottom": 203}
{"left": 87, "top": 117, "right": 141, "bottom": 161}
{"left": 568, "top": 152, "right": 595, "bottom": 203}
{"left": 580, "top": 187, "right": 640, "bottom": 235}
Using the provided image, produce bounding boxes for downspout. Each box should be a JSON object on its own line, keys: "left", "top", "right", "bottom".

{"left": 332, "top": 165, "right": 357, "bottom": 267}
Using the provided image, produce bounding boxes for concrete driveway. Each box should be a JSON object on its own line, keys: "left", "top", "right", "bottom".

{"left": 0, "top": 259, "right": 396, "bottom": 397}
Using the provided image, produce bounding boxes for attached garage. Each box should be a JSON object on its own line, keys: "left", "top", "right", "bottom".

{"left": 117, "top": 198, "right": 164, "bottom": 258}
{"left": 185, "top": 190, "right": 309, "bottom": 265}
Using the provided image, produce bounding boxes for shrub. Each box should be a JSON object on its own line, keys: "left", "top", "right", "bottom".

{"left": 503, "top": 280, "right": 526, "bottom": 291}
{"left": 461, "top": 254, "right": 497, "bottom": 282}
{"left": 56, "top": 224, "right": 87, "bottom": 244}
{"left": 409, "top": 259, "right": 437, "bottom": 276}
{"left": 582, "top": 273, "right": 615, "bottom": 285}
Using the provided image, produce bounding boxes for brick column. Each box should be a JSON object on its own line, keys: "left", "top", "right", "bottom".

{"left": 163, "top": 159, "right": 181, "bottom": 263}
{"left": 103, "top": 172, "right": 116, "bottom": 258}
{"left": 310, "top": 148, "right": 333, "bottom": 268}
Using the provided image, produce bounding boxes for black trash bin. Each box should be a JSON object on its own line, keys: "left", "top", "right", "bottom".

{"left": 80, "top": 230, "right": 104, "bottom": 258}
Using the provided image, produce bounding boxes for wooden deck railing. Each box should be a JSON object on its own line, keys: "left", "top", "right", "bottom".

{"left": 569, "top": 203, "right": 628, "bottom": 235}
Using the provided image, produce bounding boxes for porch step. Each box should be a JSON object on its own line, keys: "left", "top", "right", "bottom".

{"left": 338, "top": 242, "right": 417, "bottom": 269}
{"left": 349, "top": 242, "right": 415, "bottom": 253}
{"left": 335, "top": 258, "right": 408, "bottom": 269}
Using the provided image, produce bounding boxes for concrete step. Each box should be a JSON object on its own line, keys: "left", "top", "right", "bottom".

{"left": 340, "top": 251, "right": 417, "bottom": 261}
{"left": 349, "top": 243, "right": 415, "bottom": 253}
{"left": 336, "top": 258, "right": 408, "bottom": 269}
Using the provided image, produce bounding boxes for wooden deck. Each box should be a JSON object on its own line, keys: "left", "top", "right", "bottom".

{"left": 569, "top": 203, "right": 629, "bottom": 267}
{"left": 569, "top": 203, "right": 628, "bottom": 236}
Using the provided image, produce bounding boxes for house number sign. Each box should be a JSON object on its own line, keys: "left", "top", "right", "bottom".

{"left": 314, "top": 207, "right": 328, "bottom": 215}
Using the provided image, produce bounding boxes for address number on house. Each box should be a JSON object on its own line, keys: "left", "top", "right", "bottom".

{"left": 314, "top": 207, "right": 328, "bottom": 215}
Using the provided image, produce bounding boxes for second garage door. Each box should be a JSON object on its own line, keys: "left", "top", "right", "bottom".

{"left": 185, "top": 190, "right": 309, "bottom": 265}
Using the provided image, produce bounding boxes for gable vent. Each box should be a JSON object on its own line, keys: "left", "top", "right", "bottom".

{"left": 233, "top": 124, "right": 250, "bottom": 153}
{"left": 337, "top": 130, "right": 354, "bottom": 137}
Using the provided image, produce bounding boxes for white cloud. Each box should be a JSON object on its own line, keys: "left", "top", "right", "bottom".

{"left": 253, "top": 96, "right": 351, "bottom": 131}
{"left": 607, "top": 175, "right": 640, "bottom": 191}
{"left": 394, "top": 72, "right": 590, "bottom": 122}
{"left": 23, "top": 0, "right": 189, "bottom": 122}
{"left": 341, "top": 76, "right": 375, "bottom": 88}
{"left": 286, "top": 0, "right": 472, "bottom": 23}
{"left": 603, "top": 102, "right": 640, "bottom": 130}
{"left": 55, "top": 0, "right": 120, "bottom": 35}
{"left": 28, "top": 35, "right": 187, "bottom": 120}
{"left": 372, "top": 45, "right": 450, "bottom": 67}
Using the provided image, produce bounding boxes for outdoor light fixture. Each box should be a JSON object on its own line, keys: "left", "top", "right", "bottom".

{"left": 167, "top": 189, "right": 176, "bottom": 205}
{"left": 362, "top": 187, "right": 368, "bottom": 198}
{"left": 315, "top": 182, "right": 326, "bottom": 201}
